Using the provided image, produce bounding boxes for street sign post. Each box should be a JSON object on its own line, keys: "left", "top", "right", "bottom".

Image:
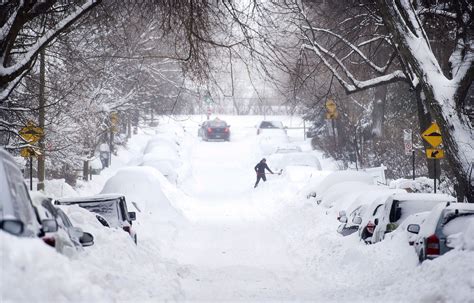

{"left": 421, "top": 122, "right": 444, "bottom": 193}
{"left": 426, "top": 148, "right": 444, "bottom": 159}
{"left": 20, "top": 147, "right": 41, "bottom": 190}
{"left": 19, "top": 122, "right": 44, "bottom": 190}
{"left": 403, "top": 129, "right": 415, "bottom": 179}
{"left": 325, "top": 98, "right": 338, "bottom": 150}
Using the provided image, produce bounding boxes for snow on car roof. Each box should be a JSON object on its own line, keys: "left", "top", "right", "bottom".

{"left": 444, "top": 202, "right": 474, "bottom": 211}
{"left": 392, "top": 193, "right": 456, "bottom": 202}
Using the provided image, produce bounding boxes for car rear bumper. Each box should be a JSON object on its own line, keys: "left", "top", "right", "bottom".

{"left": 206, "top": 134, "right": 230, "bottom": 140}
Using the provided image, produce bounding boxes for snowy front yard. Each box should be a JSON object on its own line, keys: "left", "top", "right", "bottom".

{"left": 1, "top": 115, "right": 473, "bottom": 302}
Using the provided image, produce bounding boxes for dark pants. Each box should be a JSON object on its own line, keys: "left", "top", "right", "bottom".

{"left": 254, "top": 174, "right": 266, "bottom": 188}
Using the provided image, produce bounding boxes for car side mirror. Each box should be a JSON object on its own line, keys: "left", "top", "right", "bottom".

{"left": 0, "top": 219, "right": 24, "bottom": 235}
{"left": 339, "top": 216, "right": 348, "bottom": 223}
{"left": 79, "top": 232, "right": 94, "bottom": 247}
{"left": 42, "top": 219, "right": 58, "bottom": 233}
{"left": 71, "top": 227, "right": 84, "bottom": 237}
{"left": 352, "top": 216, "right": 362, "bottom": 225}
{"left": 128, "top": 211, "right": 136, "bottom": 221}
{"left": 374, "top": 218, "right": 379, "bottom": 226}
{"left": 407, "top": 224, "right": 420, "bottom": 234}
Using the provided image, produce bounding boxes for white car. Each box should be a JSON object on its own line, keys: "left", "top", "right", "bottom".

{"left": 306, "top": 170, "right": 375, "bottom": 204}
{"left": 410, "top": 202, "right": 474, "bottom": 262}
{"left": 257, "top": 120, "right": 287, "bottom": 135}
{"left": 31, "top": 192, "right": 85, "bottom": 257}
{"left": 370, "top": 193, "right": 456, "bottom": 244}
{"left": 274, "top": 144, "right": 302, "bottom": 154}
{"left": 267, "top": 152, "right": 321, "bottom": 171}
{"left": 338, "top": 189, "right": 406, "bottom": 237}
{"left": 141, "top": 154, "right": 178, "bottom": 184}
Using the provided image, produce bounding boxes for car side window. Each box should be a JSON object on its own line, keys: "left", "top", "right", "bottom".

{"left": 119, "top": 200, "right": 128, "bottom": 221}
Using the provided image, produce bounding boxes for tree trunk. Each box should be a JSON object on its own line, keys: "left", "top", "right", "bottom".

{"left": 83, "top": 160, "right": 89, "bottom": 181}
{"left": 37, "top": 49, "right": 46, "bottom": 191}
{"left": 371, "top": 85, "right": 387, "bottom": 138}
{"left": 377, "top": 0, "right": 474, "bottom": 201}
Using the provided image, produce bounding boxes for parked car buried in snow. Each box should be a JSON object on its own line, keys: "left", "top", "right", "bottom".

{"left": 0, "top": 148, "right": 56, "bottom": 238}
{"left": 410, "top": 202, "right": 474, "bottom": 262}
{"left": 256, "top": 120, "right": 287, "bottom": 136}
{"left": 55, "top": 194, "right": 137, "bottom": 244}
{"left": 31, "top": 192, "right": 94, "bottom": 256}
{"left": 356, "top": 193, "right": 456, "bottom": 244}
{"left": 337, "top": 189, "right": 406, "bottom": 237}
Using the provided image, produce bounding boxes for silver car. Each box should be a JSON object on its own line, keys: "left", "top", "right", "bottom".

{"left": 409, "top": 202, "right": 474, "bottom": 262}
{"left": 0, "top": 148, "right": 56, "bottom": 237}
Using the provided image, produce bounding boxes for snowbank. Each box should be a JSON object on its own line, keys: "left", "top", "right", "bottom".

{"left": 100, "top": 166, "right": 185, "bottom": 224}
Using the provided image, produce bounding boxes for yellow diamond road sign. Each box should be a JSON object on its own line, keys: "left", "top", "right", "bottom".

{"left": 426, "top": 148, "right": 444, "bottom": 159}
{"left": 325, "top": 99, "right": 337, "bottom": 114}
{"left": 421, "top": 122, "right": 442, "bottom": 148}
{"left": 19, "top": 122, "right": 44, "bottom": 143}
{"left": 20, "top": 147, "right": 41, "bottom": 158}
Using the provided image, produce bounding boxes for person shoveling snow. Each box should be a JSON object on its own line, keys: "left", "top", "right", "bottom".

{"left": 254, "top": 158, "right": 276, "bottom": 188}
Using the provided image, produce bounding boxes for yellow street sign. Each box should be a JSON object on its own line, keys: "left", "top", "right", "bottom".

{"left": 421, "top": 122, "right": 442, "bottom": 147}
{"left": 20, "top": 147, "right": 41, "bottom": 158}
{"left": 326, "top": 112, "right": 338, "bottom": 120}
{"left": 110, "top": 112, "right": 119, "bottom": 133}
{"left": 426, "top": 148, "right": 444, "bottom": 159}
{"left": 325, "top": 99, "right": 337, "bottom": 114}
{"left": 19, "top": 122, "right": 44, "bottom": 143}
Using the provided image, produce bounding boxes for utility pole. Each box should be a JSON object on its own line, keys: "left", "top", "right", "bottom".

{"left": 37, "top": 49, "right": 46, "bottom": 191}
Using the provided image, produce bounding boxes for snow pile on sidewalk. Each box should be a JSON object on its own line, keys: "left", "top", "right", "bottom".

{"left": 390, "top": 177, "right": 454, "bottom": 195}
{"left": 0, "top": 231, "right": 110, "bottom": 302}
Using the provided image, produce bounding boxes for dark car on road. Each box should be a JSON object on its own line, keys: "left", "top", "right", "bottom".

{"left": 198, "top": 118, "right": 230, "bottom": 141}
{"left": 55, "top": 194, "right": 137, "bottom": 244}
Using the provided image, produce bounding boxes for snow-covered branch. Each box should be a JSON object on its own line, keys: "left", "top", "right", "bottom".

{"left": 0, "top": 0, "right": 100, "bottom": 93}
{"left": 301, "top": 43, "right": 406, "bottom": 93}
{"left": 304, "top": 27, "right": 391, "bottom": 74}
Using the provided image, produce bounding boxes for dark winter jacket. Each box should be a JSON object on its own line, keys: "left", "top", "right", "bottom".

{"left": 255, "top": 161, "right": 273, "bottom": 175}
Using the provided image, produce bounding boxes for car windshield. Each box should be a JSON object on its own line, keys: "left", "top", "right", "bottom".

{"left": 260, "top": 121, "right": 283, "bottom": 129}
{"left": 77, "top": 200, "right": 120, "bottom": 226}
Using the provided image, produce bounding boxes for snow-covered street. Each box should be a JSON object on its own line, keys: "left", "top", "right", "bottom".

{"left": 2, "top": 116, "right": 473, "bottom": 302}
